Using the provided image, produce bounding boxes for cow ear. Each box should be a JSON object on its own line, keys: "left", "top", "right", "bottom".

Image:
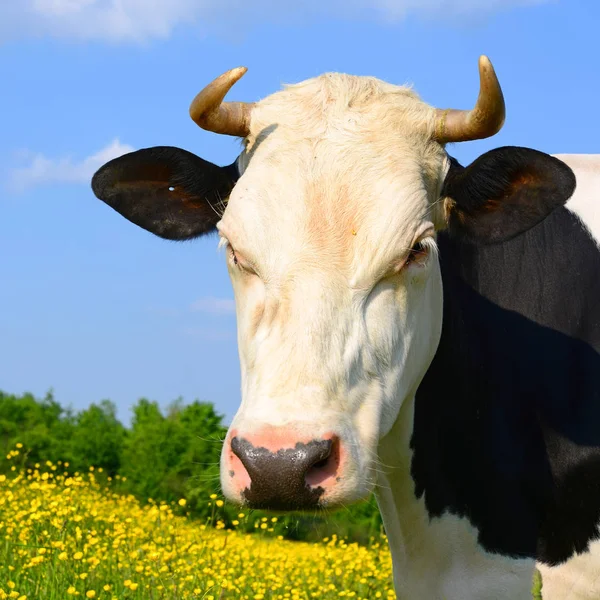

{"left": 442, "top": 146, "right": 576, "bottom": 244}
{"left": 91, "top": 146, "right": 238, "bottom": 241}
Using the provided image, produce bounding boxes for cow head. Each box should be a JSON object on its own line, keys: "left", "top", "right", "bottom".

{"left": 92, "top": 57, "right": 575, "bottom": 511}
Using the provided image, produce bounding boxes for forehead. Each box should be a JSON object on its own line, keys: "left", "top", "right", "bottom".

{"left": 221, "top": 73, "right": 446, "bottom": 273}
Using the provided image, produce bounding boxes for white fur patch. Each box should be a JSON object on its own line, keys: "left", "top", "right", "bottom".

{"left": 537, "top": 536, "right": 600, "bottom": 599}
{"left": 554, "top": 154, "right": 600, "bottom": 246}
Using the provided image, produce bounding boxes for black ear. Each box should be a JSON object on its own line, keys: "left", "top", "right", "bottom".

{"left": 442, "top": 146, "right": 576, "bottom": 244}
{"left": 91, "top": 146, "right": 239, "bottom": 240}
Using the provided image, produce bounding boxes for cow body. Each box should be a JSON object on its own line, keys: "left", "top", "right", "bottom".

{"left": 91, "top": 62, "right": 600, "bottom": 598}
{"left": 376, "top": 156, "right": 600, "bottom": 599}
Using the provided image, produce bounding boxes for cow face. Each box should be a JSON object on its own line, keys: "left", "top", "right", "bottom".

{"left": 92, "top": 59, "right": 574, "bottom": 512}
{"left": 216, "top": 78, "right": 449, "bottom": 509}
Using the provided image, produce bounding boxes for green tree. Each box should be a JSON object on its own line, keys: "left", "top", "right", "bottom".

{"left": 0, "top": 390, "right": 74, "bottom": 467}
{"left": 69, "top": 400, "right": 125, "bottom": 475}
{"left": 120, "top": 398, "right": 225, "bottom": 514}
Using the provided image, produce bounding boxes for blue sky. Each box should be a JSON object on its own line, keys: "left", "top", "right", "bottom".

{"left": 0, "top": 0, "right": 597, "bottom": 426}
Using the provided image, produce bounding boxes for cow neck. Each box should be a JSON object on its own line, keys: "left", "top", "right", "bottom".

{"left": 375, "top": 394, "right": 432, "bottom": 596}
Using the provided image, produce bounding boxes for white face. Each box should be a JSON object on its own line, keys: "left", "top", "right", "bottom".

{"left": 217, "top": 75, "right": 450, "bottom": 510}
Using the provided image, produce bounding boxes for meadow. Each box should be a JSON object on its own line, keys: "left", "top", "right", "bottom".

{"left": 0, "top": 446, "right": 395, "bottom": 600}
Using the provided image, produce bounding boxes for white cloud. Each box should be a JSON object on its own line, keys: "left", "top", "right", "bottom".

{"left": 0, "top": 0, "right": 553, "bottom": 44}
{"left": 9, "top": 139, "right": 134, "bottom": 192}
{"left": 190, "top": 297, "right": 236, "bottom": 316}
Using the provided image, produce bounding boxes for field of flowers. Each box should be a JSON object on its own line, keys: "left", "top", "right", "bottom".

{"left": 0, "top": 443, "right": 545, "bottom": 599}
{"left": 0, "top": 445, "right": 395, "bottom": 599}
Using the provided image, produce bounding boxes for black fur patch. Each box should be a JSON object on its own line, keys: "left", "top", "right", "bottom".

{"left": 411, "top": 206, "right": 600, "bottom": 565}
{"left": 442, "top": 147, "right": 576, "bottom": 244}
{"left": 91, "top": 146, "right": 238, "bottom": 240}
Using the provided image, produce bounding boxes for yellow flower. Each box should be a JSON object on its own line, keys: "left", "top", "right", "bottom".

{"left": 0, "top": 451, "right": 394, "bottom": 599}
{"left": 178, "top": 498, "right": 187, "bottom": 507}
{"left": 209, "top": 493, "right": 217, "bottom": 500}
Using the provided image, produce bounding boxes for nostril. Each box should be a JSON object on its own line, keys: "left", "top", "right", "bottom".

{"left": 230, "top": 436, "right": 243, "bottom": 460}
{"left": 230, "top": 436, "right": 257, "bottom": 477}
{"left": 228, "top": 436, "right": 252, "bottom": 490}
{"left": 312, "top": 458, "right": 329, "bottom": 469}
{"left": 305, "top": 439, "right": 333, "bottom": 467}
{"left": 306, "top": 436, "right": 340, "bottom": 488}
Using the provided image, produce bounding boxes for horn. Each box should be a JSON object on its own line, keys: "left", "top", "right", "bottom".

{"left": 189, "top": 67, "right": 254, "bottom": 137}
{"left": 434, "top": 56, "right": 506, "bottom": 143}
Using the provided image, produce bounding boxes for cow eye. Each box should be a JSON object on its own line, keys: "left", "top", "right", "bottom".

{"left": 225, "top": 243, "right": 255, "bottom": 274}
{"left": 228, "top": 244, "right": 241, "bottom": 268}
{"left": 404, "top": 240, "right": 430, "bottom": 268}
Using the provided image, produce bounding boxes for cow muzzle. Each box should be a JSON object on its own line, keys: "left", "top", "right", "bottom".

{"left": 223, "top": 428, "right": 342, "bottom": 511}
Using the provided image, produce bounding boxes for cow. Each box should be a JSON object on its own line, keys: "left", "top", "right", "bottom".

{"left": 91, "top": 57, "right": 600, "bottom": 599}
